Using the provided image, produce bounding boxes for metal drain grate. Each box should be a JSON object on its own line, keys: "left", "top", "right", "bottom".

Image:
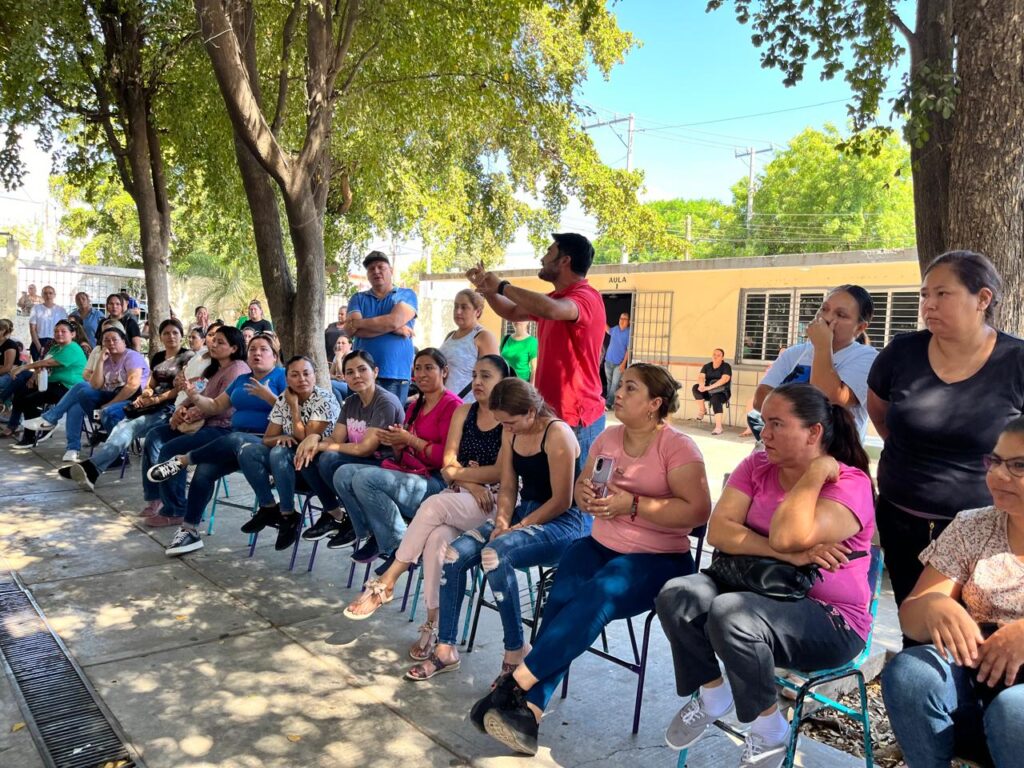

{"left": 0, "top": 574, "right": 144, "bottom": 768}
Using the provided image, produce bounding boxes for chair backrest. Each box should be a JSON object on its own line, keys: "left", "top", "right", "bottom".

{"left": 690, "top": 524, "right": 707, "bottom": 569}
{"left": 849, "top": 545, "right": 884, "bottom": 667}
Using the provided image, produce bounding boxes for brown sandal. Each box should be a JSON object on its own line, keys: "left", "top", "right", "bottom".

{"left": 342, "top": 579, "right": 393, "bottom": 620}
{"left": 409, "top": 620, "right": 438, "bottom": 661}
{"left": 405, "top": 652, "right": 461, "bottom": 681}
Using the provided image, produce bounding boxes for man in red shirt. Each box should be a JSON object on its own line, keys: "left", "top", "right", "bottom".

{"left": 467, "top": 233, "right": 606, "bottom": 470}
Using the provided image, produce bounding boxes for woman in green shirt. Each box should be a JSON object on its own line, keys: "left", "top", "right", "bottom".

{"left": 6, "top": 320, "right": 87, "bottom": 441}
{"left": 500, "top": 321, "right": 538, "bottom": 383}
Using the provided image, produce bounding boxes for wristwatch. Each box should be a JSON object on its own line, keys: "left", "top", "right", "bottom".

{"left": 496, "top": 280, "right": 511, "bottom": 296}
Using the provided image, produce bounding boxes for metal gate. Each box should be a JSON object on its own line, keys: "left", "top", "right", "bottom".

{"left": 631, "top": 291, "right": 673, "bottom": 366}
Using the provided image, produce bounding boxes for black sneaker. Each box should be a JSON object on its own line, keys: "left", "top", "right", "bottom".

{"left": 165, "top": 527, "right": 204, "bottom": 556}
{"left": 374, "top": 552, "right": 397, "bottom": 576}
{"left": 240, "top": 503, "right": 281, "bottom": 534}
{"left": 350, "top": 535, "right": 379, "bottom": 562}
{"left": 325, "top": 517, "right": 357, "bottom": 549}
{"left": 70, "top": 460, "right": 100, "bottom": 492}
{"left": 147, "top": 458, "right": 183, "bottom": 484}
{"left": 274, "top": 513, "right": 302, "bottom": 551}
{"left": 33, "top": 427, "right": 56, "bottom": 445}
{"left": 470, "top": 679, "right": 509, "bottom": 733}
{"left": 58, "top": 465, "right": 74, "bottom": 480}
{"left": 301, "top": 512, "right": 344, "bottom": 541}
{"left": 483, "top": 704, "right": 539, "bottom": 755}
{"left": 10, "top": 433, "right": 36, "bottom": 451}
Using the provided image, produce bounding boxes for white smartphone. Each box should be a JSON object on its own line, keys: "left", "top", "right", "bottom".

{"left": 590, "top": 455, "right": 615, "bottom": 499}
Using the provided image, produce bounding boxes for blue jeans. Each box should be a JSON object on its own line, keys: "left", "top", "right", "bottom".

{"left": 183, "top": 432, "right": 262, "bottom": 526}
{"left": 882, "top": 644, "right": 1023, "bottom": 767}
{"left": 330, "top": 380, "right": 350, "bottom": 407}
{"left": 238, "top": 442, "right": 301, "bottom": 513}
{"left": 300, "top": 451, "right": 378, "bottom": 510}
{"left": 437, "top": 502, "right": 589, "bottom": 650}
{"left": 603, "top": 361, "right": 623, "bottom": 408}
{"left": 143, "top": 424, "right": 230, "bottom": 513}
{"left": 747, "top": 409, "right": 764, "bottom": 441}
{"left": 0, "top": 372, "right": 13, "bottom": 401}
{"left": 573, "top": 414, "right": 606, "bottom": 475}
{"left": 98, "top": 400, "right": 129, "bottom": 432}
{"left": 42, "top": 382, "right": 115, "bottom": 451}
{"left": 4, "top": 370, "right": 34, "bottom": 428}
{"left": 377, "top": 377, "right": 410, "bottom": 406}
{"left": 90, "top": 410, "right": 169, "bottom": 472}
{"left": 332, "top": 464, "right": 445, "bottom": 554}
{"left": 523, "top": 536, "right": 693, "bottom": 709}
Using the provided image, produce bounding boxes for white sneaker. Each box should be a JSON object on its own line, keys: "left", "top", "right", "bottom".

{"left": 738, "top": 731, "right": 791, "bottom": 768}
{"left": 22, "top": 416, "right": 54, "bottom": 431}
{"left": 62, "top": 450, "right": 80, "bottom": 463}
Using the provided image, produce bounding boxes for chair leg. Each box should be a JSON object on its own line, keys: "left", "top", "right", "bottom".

{"left": 466, "top": 580, "right": 488, "bottom": 653}
{"left": 677, "top": 749, "right": 689, "bottom": 768}
{"left": 785, "top": 680, "right": 811, "bottom": 768}
{"left": 632, "top": 612, "right": 656, "bottom": 735}
{"left": 118, "top": 450, "right": 129, "bottom": 479}
{"left": 399, "top": 563, "right": 417, "bottom": 613}
{"left": 459, "top": 569, "right": 483, "bottom": 645}
{"left": 561, "top": 665, "right": 570, "bottom": 699}
{"left": 408, "top": 567, "right": 425, "bottom": 622}
{"left": 287, "top": 498, "right": 310, "bottom": 572}
{"left": 855, "top": 670, "right": 874, "bottom": 767}
{"left": 346, "top": 558, "right": 357, "bottom": 589}
{"left": 247, "top": 499, "right": 259, "bottom": 556}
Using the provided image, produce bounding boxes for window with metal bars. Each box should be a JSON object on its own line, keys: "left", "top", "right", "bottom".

{"left": 865, "top": 290, "right": 920, "bottom": 349}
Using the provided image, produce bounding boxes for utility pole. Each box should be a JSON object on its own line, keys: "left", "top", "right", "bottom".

{"left": 583, "top": 113, "right": 635, "bottom": 264}
{"left": 735, "top": 145, "right": 774, "bottom": 243}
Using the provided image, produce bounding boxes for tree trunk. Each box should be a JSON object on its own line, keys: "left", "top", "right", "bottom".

{"left": 908, "top": 1, "right": 955, "bottom": 271}
{"left": 946, "top": 0, "right": 1024, "bottom": 335}
{"left": 282, "top": 182, "right": 328, "bottom": 379}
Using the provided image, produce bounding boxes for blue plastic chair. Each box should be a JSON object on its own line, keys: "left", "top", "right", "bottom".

{"left": 677, "top": 545, "right": 885, "bottom": 768}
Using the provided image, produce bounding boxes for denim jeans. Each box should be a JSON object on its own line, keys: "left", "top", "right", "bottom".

{"left": 377, "top": 377, "right": 410, "bottom": 406}
{"left": 882, "top": 644, "right": 1023, "bottom": 767}
{"left": 143, "top": 424, "right": 231, "bottom": 513}
{"left": 4, "top": 370, "right": 34, "bottom": 428}
{"left": 300, "top": 451, "right": 378, "bottom": 510}
{"left": 603, "top": 361, "right": 623, "bottom": 408}
{"left": 182, "top": 432, "right": 262, "bottom": 526}
{"left": 0, "top": 372, "right": 13, "bottom": 401}
{"left": 331, "top": 464, "right": 445, "bottom": 554}
{"left": 437, "top": 502, "right": 589, "bottom": 650}
{"left": 238, "top": 442, "right": 301, "bottom": 513}
{"left": 747, "top": 409, "right": 764, "bottom": 441}
{"left": 98, "top": 400, "right": 129, "bottom": 432}
{"left": 42, "top": 382, "right": 115, "bottom": 451}
{"left": 330, "top": 380, "right": 350, "bottom": 407}
{"left": 572, "top": 414, "right": 606, "bottom": 474}
{"left": 523, "top": 537, "right": 693, "bottom": 710}
{"left": 90, "top": 409, "right": 169, "bottom": 472}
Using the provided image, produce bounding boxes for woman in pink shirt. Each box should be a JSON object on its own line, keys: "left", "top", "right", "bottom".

{"left": 332, "top": 348, "right": 461, "bottom": 573}
{"left": 474, "top": 364, "right": 712, "bottom": 756}
{"left": 655, "top": 382, "right": 875, "bottom": 767}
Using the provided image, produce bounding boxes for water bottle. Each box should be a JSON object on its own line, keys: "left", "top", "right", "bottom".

{"left": 37, "top": 367, "right": 48, "bottom": 392}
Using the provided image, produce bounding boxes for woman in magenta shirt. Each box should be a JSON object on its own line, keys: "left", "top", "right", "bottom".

{"left": 654, "top": 382, "right": 875, "bottom": 766}
{"left": 332, "top": 348, "right": 461, "bottom": 572}
{"left": 472, "top": 364, "right": 713, "bottom": 756}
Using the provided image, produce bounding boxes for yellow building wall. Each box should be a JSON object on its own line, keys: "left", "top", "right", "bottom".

{"left": 426, "top": 249, "right": 923, "bottom": 427}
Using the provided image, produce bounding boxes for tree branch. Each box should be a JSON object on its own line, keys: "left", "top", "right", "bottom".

{"left": 889, "top": 11, "right": 918, "bottom": 59}
{"left": 271, "top": 0, "right": 302, "bottom": 136}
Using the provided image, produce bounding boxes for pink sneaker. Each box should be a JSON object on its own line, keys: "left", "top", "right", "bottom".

{"left": 144, "top": 513, "right": 183, "bottom": 528}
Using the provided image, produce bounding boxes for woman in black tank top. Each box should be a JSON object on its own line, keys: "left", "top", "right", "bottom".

{"left": 406, "top": 379, "right": 588, "bottom": 684}
{"left": 343, "top": 356, "right": 511, "bottom": 661}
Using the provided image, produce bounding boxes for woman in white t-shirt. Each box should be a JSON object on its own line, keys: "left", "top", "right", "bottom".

{"left": 748, "top": 285, "right": 877, "bottom": 440}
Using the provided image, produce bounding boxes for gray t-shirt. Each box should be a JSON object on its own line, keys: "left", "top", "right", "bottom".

{"left": 340, "top": 386, "right": 404, "bottom": 445}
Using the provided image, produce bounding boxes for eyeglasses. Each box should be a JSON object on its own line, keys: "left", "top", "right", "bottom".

{"left": 982, "top": 453, "right": 1024, "bottom": 478}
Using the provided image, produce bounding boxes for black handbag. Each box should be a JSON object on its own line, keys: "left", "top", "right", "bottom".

{"left": 703, "top": 551, "right": 825, "bottom": 601}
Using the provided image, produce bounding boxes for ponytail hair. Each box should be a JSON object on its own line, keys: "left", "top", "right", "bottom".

{"left": 406, "top": 348, "right": 448, "bottom": 428}
{"left": 768, "top": 383, "right": 872, "bottom": 480}
{"left": 489, "top": 377, "right": 554, "bottom": 419}
{"left": 829, "top": 284, "right": 874, "bottom": 346}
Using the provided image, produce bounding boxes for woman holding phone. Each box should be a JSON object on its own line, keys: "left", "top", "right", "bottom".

{"left": 473, "top": 363, "right": 712, "bottom": 755}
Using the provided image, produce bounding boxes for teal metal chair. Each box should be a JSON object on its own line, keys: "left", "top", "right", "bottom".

{"left": 407, "top": 565, "right": 484, "bottom": 645}
{"left": 676, "top": 544, "right": 885, "bottom": 768}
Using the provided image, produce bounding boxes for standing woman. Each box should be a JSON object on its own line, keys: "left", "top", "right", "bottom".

{"left": 440, "top": 289, "right": 499, "bottom": 401}
{"left": 236, "top": 356, "right": 339, "bottom": 550}
{"left": 409, "top": 378, "right": 585, "bottom": 683}
{"left": 342, "top": 355, "right": 511, "bottom": 659}
{"left": 140, "top": 325, "right": 250, "bottom": 523}
{"left": 500, "top": 320, "right": 538, "bottom": 383}
{"left": 332, "top": 348, "right": 461, "bottom": 572}
{"left": 867, "top": 250, "right": 1024, "bottom": 608}
{"left": 475, "top": 364, "right": 712, "bottom": 755}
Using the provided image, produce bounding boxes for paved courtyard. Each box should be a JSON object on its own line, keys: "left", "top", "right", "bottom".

{"left": 0, "top": 421, "right": 896, "bottom": 767}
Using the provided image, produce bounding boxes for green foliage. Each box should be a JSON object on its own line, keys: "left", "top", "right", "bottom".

{"left": 52, "top": 173, "right": 142, "bottom": 266}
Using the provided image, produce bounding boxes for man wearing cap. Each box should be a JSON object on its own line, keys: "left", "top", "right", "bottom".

{"left": 467, "top": 232, "right": 606, "bottom": 470}
{"left": 345, "top": 251, "right": 417, "bottom": 403}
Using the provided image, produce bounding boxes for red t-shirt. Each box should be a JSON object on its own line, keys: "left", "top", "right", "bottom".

{"left": 532, "top": 279, "right": 605, "bottom": 427}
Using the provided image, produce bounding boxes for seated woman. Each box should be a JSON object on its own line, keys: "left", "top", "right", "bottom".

{"left": 341, "top": 355, "right": 511, "bottom": 657}
{"left": 654, "top": 383, "right": 875, "bottom": 767}
{"left": 475, "top": 364, "right": 712, "bottom": 755}
{"left": 439, "top": 288, "right": 499, "bottom": 402}
{"left": 692, "top": 348, "right": 732, "bottom": 436}
{"left": 747, "top": 285, "right": 877, "bottom": 440}
{"left": 332, "top": 348, "right": 461, "bottom": 572}
{"left": 234, "top": 356, "right": 339, "bottom": 550}
{"left": 405, "top": 378, "right": 586, "bottom": 683}
{"left": 21, "top": 326, "right": 149, "bottom": 462}
{"left": 186, "top": 326, "right": 206, "bottom": 355}
{"left": 881, "top": 416, "right": 1024, "bottom": 768}
{"left": 329, "top": 333, "right": 352, "bottom": 405}
{"left": 294, "top": 349, "right": 404, "bottom": 547}
{"left": 58, "top": 319, "right": 193, "bottom": 490}
{"left": 145, "top": 333, "right": 286, "bottom": 555}
{"left": 141, "top": 325, "right": 250, "bottom": 524}
{"left": 8, "top": 320, "right": 87, "bottom": 447}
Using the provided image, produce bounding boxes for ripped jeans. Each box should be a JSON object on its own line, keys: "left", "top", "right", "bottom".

{"left": 437, "top": 500, "right": 589, "bottom": 650}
